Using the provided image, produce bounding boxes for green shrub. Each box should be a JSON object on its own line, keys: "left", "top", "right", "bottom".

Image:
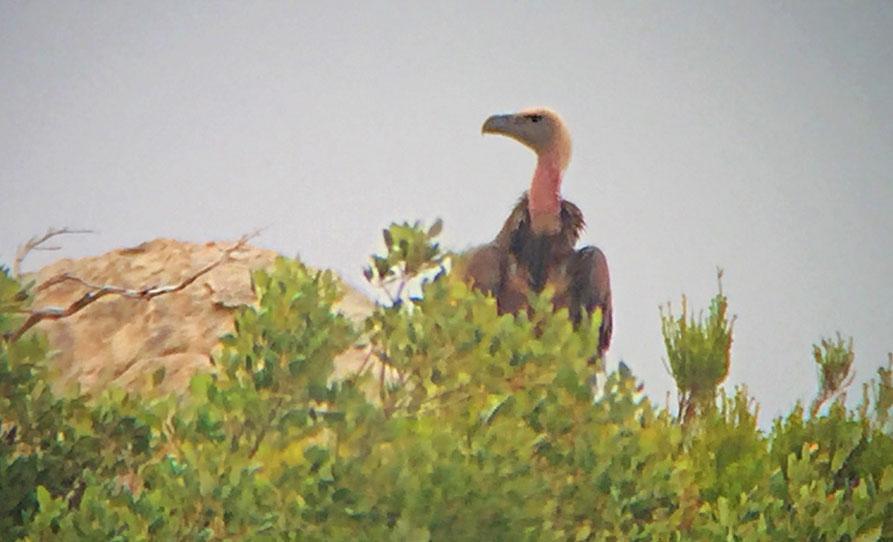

{"left": 660, "top": 272, "right": 734, "bottom": 424}
{"left": 0, "top": 222, "right": 891, "bottom": 541}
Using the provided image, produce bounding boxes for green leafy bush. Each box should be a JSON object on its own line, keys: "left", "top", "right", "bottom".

{"left": 1, "top": 222, "right": 891, "bottom": 541}
{"left": 660, "top": 273, "right": 734, "bottom": 424}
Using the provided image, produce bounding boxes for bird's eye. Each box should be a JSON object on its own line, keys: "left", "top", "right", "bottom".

{"left": 527, "top": 114, "right": 544, "bottom": 123}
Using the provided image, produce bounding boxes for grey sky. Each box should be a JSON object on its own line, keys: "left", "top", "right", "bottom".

{"left": 2, "top": 2, "right": 891, "bottom": 421}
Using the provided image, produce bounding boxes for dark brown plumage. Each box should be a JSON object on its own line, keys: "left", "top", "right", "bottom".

{"left": 465, "top": 108, "right": 613, "bottom": 359}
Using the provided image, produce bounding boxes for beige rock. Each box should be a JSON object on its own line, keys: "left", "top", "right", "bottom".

{"left": 30, "top": 238, "right": 374, "bottom": 394}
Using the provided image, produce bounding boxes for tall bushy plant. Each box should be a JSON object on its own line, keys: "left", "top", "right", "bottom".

{"left": 864, "top": 355, "right": 893, "bottom": 433}
{"left": 810, "top": 333, "right": 856, "bottom": 416}
{"left": 660, "top": 272, "right": 735, "bottom": 423}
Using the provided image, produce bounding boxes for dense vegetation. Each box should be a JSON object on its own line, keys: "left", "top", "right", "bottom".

{"left": 1, "top": 222, "right": 891, "bottom": 540}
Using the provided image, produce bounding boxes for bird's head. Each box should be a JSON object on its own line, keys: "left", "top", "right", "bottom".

{"left": 481, "top": 107, "right": 572, "bottom": 171}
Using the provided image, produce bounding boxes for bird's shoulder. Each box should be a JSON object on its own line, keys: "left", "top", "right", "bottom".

{"left": 494, "top": 193, "right": 585, "bottom": 250}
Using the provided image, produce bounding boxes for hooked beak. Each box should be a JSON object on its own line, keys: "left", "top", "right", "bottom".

{"left": 481, "top": 114, "right": 516, "bottom": 136}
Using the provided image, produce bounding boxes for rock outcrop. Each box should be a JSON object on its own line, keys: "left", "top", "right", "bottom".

{"left": 29, "top": 238, "right": 373, "bottom": 394}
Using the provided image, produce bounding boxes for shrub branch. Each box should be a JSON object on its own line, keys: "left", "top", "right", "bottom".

{"left": 13, "top": 227, "right": 94, "bottom": 278}
{"left": 4, "top": 231, "right": 260, "bottom": 343}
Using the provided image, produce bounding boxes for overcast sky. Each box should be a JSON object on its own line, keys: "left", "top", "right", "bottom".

{"left": 2, "top": 2, "right": 891, "bottom": 422}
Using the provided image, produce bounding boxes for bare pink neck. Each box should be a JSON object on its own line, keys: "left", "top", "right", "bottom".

{"left": 528, "top": 154, "right": 563, "bottom": 232}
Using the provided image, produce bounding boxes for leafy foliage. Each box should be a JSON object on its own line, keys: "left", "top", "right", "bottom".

{"left": 363, "top": 220, "right": 446, "bottom": 305}
{"left": 864, "top": 355, "right": 893, "bottom": 434}
{"left": 810, "top": 333, "right": 857, "bottom": 416}
{"left": 660, "top": 272, "right": 734, "bottom": 423}
{"left": 0, "top": 225, "right": 891, "bottom": 540}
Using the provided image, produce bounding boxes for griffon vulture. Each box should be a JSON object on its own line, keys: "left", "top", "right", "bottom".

{"left": 463, "top": 108, "right": 613, "bottom": 359}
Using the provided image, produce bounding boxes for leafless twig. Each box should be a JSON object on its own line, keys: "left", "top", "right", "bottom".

{"left": 5, "top": 231, "right": 260, "bottom": 343}
{"left": 13, "top": 227, "right": 94, "bottom": 278}
{"left": 379, "top": 359, "right": 387, "bottom": 404}
{"left": 355, "top": 346, "right": 375, "bottom": 376}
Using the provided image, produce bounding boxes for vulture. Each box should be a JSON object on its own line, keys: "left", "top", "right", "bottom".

{"left": 463, "top": 107, "right": 613, "bottom": 359}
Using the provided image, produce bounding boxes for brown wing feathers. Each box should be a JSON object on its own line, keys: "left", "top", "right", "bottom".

{"left": 464, "top": 194, "right": 612, "bottom": 358}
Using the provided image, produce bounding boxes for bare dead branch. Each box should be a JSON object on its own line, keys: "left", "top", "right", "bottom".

{"left": 13, "top": 227, "right": 94, "bottom": 278}
{"left": 5, "top": 231, "right": 260, "bottom": 343}
{"left": 354, "top": 346, "right": 375, "bottom": 376}
{"left": 379, "top": 358, "right": 387, "bottom": 404}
